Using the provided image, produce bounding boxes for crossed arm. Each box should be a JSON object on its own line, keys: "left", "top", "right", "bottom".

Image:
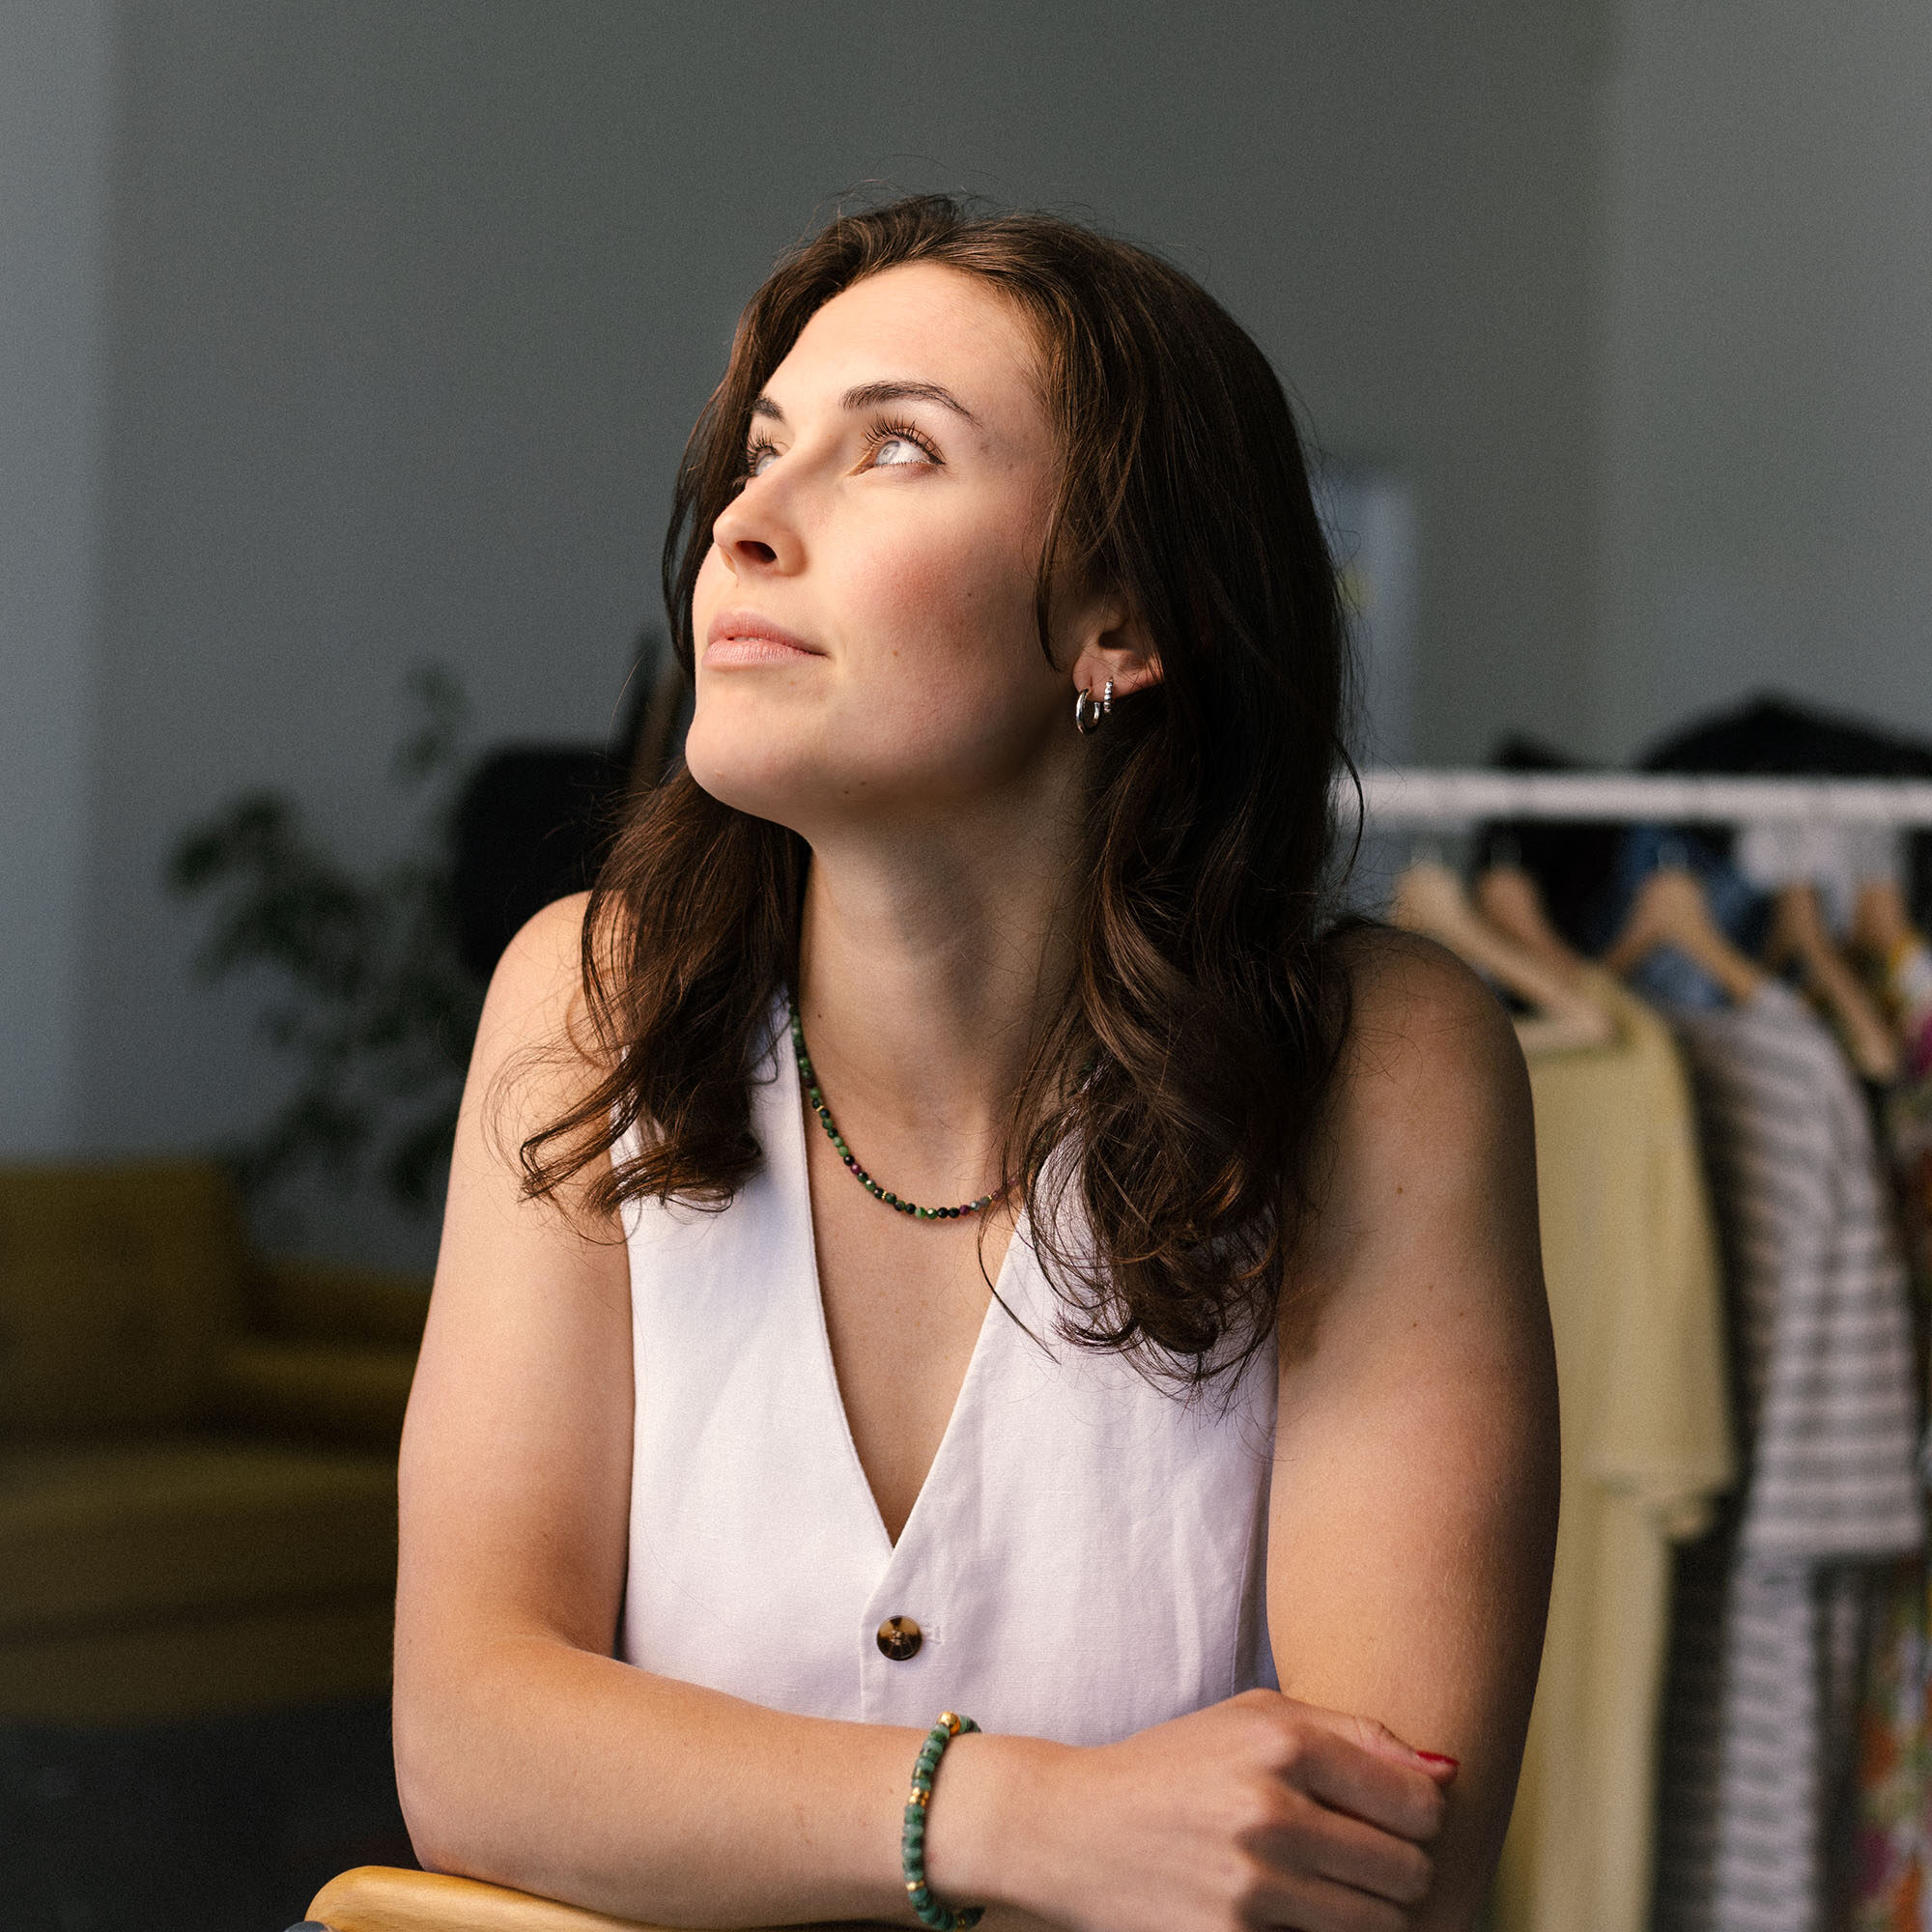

{"left": 394, "top": 903, "right": 1557, "bottom": 1930}
{"left": 1262, "top": 927, "right": 1559, "bottom": 1923}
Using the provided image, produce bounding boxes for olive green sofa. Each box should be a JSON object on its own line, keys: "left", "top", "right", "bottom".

{"left": 0, "top": 1161, "right": 425, "bottom": 1723}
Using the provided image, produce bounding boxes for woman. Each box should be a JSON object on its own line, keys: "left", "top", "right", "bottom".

{"left": 395, "top": 195, "right": 1557, "bottom": 1932}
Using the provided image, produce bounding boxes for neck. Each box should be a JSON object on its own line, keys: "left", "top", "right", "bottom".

{"left": 793, "top": 777, "right": 1085, "bottom": 1202}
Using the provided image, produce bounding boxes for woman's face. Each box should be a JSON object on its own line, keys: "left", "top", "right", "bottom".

{"left": 685, "top": 262, "right": 1088, "bottom": 838}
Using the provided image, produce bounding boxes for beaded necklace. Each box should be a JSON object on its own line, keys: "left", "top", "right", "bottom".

{"left": 788, "top": 1001, "right": 996, "bottom": 1221}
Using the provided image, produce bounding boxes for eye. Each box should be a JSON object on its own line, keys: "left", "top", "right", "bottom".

{"left": 862, "top": 417, "right": 940, "bottom": 470}
{"left": 742, "top": 434, "right": 781, "bottom": 480}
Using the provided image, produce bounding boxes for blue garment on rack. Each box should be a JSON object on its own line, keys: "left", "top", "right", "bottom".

{"left": 1596, "top": 825, "right": 1773, "bottom": 1009}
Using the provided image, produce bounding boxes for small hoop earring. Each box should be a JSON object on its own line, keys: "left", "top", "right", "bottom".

{"left": 1073, "top": 685, "right": 1106, "bottom": 735}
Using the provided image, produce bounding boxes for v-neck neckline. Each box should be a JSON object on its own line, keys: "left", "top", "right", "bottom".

{"left": 768, "top": 1025, "right": 1026, "bottom": 1565}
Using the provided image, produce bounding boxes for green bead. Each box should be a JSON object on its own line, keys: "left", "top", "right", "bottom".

{"left": 902, "top": 1706, "right": 984, "bottom": 1932}
{"left": 795, "top": 1001, "right": 994, "bottom": 1232}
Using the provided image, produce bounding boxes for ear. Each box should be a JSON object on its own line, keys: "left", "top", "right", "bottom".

{"left": 1066, "top": 597, "right": 1163, "bottom": 702}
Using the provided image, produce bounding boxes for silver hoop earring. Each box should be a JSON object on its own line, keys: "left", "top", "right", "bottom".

{"left": 1073, "top": 685, "right": 1106, "bottom": 735}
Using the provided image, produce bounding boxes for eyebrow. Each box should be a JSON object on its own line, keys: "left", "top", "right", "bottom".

{"left": 749, "top": 380, "right": 982, "bottom": 430}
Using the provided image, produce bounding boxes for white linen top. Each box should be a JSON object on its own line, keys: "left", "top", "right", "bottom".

{"left": 617, "top": 1011, "right": 1280, "bottom": 1746}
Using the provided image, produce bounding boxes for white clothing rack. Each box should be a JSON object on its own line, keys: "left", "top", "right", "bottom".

{"left": 1353, "top": 769, "right": 1932, "bottom": 829}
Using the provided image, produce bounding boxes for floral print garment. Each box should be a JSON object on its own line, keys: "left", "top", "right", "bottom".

{"left": 1855, "top": 1560, "right": 1928, "bottom": 1930}
{"left": 1883, "top": 942, "right": 1932, "bottom": 1326}
{"left": 1855, "top": 939, "right": 1932, "bottom": 1932}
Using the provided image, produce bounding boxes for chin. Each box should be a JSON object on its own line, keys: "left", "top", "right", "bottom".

{"left": 685, "top": 687, "right": 1008, "bottom": 831}
{"left": 685, "top": 717, "right": 820, "bottom": 830}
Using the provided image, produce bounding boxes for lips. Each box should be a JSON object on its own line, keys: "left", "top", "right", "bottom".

{"left": 704, "top": 611, "right": 823, "bottom": 663}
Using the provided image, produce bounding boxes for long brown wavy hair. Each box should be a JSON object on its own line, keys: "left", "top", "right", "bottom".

{"left": 522, "top": 193, "right": 1356, "bottom": 1389}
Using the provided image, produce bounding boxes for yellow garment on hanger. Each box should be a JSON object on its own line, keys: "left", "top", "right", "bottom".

{"left": 1493, "top": 973, "right": 1736, "bottom": 1932}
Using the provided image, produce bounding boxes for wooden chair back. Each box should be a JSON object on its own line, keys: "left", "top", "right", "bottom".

{"left": 300, "top": 1865, "right": 666, "bottom": 1932}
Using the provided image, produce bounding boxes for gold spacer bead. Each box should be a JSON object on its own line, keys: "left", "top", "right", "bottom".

{"left": 908, "top": 1786, "right": 929, "bottom": 1805}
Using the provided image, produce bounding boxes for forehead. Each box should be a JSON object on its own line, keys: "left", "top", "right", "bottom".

{"left": 766, "top": 262, "right": 1048, "bottom": 448}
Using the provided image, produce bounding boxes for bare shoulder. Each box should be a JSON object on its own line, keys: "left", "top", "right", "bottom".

{"left": 1328, "top": 922, "right": 1531, "bottom": 1126}
{"left": 475, "top": 891, "right": 596, "bottom": 1061}
{"left": 1311, "top": 924, "right": 1537, "bottom": 1228}
{"left": 501, "top": 886, "right": 594, "bottom": 976}
{"left": 1292, "top": 920, "right": 1546, "bottom": 1345}
{"left": 468, "top": 891, "right": 609, "bottom": 1151}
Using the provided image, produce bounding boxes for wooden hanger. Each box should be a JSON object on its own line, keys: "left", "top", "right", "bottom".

{"left": 1602, "top": 867, "right": 1768, "bottom": 1008}
{"left": 1473, "top": 864, "right": 1594, "bottom": 983}
{"left": 1764, "top": 880, "right": 1900, "bottom": 1082}
{"left": 1850, "top": 875, "right": 1922, "bottom": 965}
{"left": 1391, "top": 859, "right": 1616, "bottom": 1052}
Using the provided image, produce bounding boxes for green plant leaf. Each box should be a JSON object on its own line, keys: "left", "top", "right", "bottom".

{"left": 167, "top": 661, "right": 487, "bottom": 1225}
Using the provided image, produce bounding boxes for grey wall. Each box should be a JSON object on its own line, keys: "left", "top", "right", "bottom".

{"left": 14, "top": 1, "right": 1606, "bottom": 1260}
{"left": 0, "top": 0, "right": 112, "bottom": 1154}
{"left": 17, "top": 1, "right": 1932, "bottom": 1260}
{"left": 1594, "top": 0, "right": 1932, "bottom": 760}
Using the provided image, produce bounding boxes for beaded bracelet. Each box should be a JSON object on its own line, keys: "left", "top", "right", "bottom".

{"left": 902, "top": 1712, "right": 984, "bottom": 1932}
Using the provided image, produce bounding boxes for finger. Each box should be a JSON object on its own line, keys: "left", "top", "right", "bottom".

{"left": 1259, "top": 1787, "right": 1435, "bottom": 1908}
{"left": 1245, "top": 1860, "right": 1411, "bottom": 1932}
{"left": 1300, "top": 1704, "right": 1457, "bottom": 1783}
{"left": 1291, "top": 1723, "right": 1446, "bottom": 1845}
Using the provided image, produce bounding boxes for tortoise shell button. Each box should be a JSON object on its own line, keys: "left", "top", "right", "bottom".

{"left": 876, "top": 1615, "right": 923, "bottom": 1661}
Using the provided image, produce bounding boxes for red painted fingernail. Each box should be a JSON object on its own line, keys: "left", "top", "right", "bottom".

{"left": 1417, "top": 1751, "right": 1460, "bottom": 1770}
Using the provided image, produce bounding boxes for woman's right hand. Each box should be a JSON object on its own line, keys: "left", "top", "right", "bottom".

{"left": 979, "top": 1690, "right": 1455, "bottom": 1932}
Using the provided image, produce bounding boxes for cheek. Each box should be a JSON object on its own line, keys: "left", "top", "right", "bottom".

{"left": 834, "top": 516, "right": 1046, "bottom": 703}
{"left": 835, "top": 559, "right": 1062, "bottom": 795}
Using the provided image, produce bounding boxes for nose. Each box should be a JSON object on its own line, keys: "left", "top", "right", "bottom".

{"left": 712, "top": 475, "right": 799, "bottom": 577}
